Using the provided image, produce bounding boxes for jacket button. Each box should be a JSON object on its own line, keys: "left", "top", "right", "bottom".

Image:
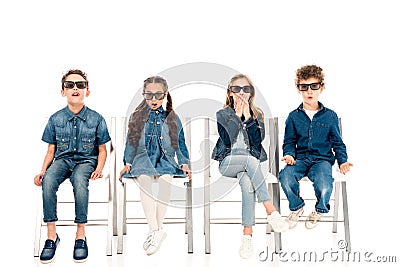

{"left": 160, "top": 136, "right": 163, "bottom": 140}
{"left": 157, "top": 121, "right": 160, "bottom": 124}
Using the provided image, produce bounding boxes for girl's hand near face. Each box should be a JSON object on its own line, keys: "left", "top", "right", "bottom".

{"left": 234, "top": 97, "right": 244, "bottom": 117}
{"left": 242, "top": 100, "right": 251, "bottom": 120}
{"left": 234, "top": 94, "right": 251, "bottom": 120}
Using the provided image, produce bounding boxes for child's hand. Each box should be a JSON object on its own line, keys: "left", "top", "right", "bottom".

{"left": 90, "top": 169, "right": 103, "bottom": 180}
{"left": 119, "top": 165, "right": 131, "bottom": 181}
{"left": 339, "top": 162, "right": 353, "bottom": 174}
{"left": 34, "top": 172, "right": 45, "bottom": 186}
{"left": 281, "top": 155, "right": 296, "bottom": 165}
{"left": 181, "top": 164, "right": 192, "bottom": 180}
{"left": 235, "top": 98, "right": 244, "bottom": 117}
{"left": 242, "top": 101, "right": 251, "bottom": 120}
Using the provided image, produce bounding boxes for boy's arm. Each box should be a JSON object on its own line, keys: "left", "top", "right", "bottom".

{"left": 91, "top": 144, "right": 107, "bottom": 180}
{"left": 34, "top": 144, "right": 55, "bottom": 186}
{"left": 331, "top": 113, "right": 347, "bottom": 165}
{"left": 282, "top": 116, "right": 297, "bottom": 158}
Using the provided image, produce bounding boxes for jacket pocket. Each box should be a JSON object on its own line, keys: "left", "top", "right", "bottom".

{"left": 56, "top": 134, "right": 70, "bottom": 151}
{"left": 81, "top": 134, "right": 95, "bottom": 152}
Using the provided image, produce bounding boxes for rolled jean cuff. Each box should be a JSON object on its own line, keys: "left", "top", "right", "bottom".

{"left": 74, "top": 219, "right": 88, "bottom": 224}
{"left": 43, "top": 218, "right": 58, "bottom": 223}
{"left": 290, "top": 202, "right": 305, "bottom": 212}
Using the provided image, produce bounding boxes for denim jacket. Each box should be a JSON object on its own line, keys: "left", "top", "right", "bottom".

{"left": 212, "top": 106, "right": 267, "bottom": 162}
{"left": 41, "top": 106, "right": 111, "bottom": 165}
{"left": 123, "top": 106, "right": 190, "bottom": 177}
{"left": 283, "top": 102, "right": 348, "bottom": 166}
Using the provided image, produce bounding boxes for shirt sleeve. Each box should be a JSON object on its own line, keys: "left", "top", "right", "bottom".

{"left": 282, "top": 115, "right": 297, "bottom": 158}
{"left": 41, "top": 117, "right": 56, "bottom": 145}
{"left": 175, "top": 115, "right": 190, "bottom": 166}
{"left": 96, "top": 116, "right": 111, "bottom": 145}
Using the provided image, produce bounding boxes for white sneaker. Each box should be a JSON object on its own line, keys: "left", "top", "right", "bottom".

{"left": 305, "top": 211, "right": 322, "bottom": 229}
{"left": 239, "top": 235, "right": 253, "bottom": 259}
{"left": 267, "top": 211, "right": 289, "bottom": 232}
{"left": 286, "top": 207, "right": 304, "bottom": 229}
{"left": 146, "top": 230, "right": 167, "bottom": 256}
{"left": 143, "top": 230, "right": 156, "bottom": 251}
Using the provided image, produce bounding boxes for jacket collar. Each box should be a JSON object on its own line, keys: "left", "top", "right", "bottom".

{"left": 64, "top": 106, "right": 88, "bottom": 121}
{"left": 296, "top": 102, "right": 326, "bottom": 113}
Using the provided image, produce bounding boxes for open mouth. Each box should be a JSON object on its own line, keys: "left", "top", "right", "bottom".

{"left": 72, "top": 92, "right": 80, "bottom": 96}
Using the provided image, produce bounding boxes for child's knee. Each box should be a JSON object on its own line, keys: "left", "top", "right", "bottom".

{"left": 238, "top": 174, "right": 254, "bottom": 193}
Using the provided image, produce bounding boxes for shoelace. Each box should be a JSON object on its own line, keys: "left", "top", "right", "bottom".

{"left": 44, "top": 239, "right": 56, "bottom": 248}
{"left": 144, "top": 232, "right": 156, "bottom": 247}
{"left": 75, "top": 239, "right": 86, "bottom": 248}
{"left": 287, "top": 209, "right": 302, "bottom": 221}
{"left": 241, "top": 236, "right": 252, "bottom": 250}
{"left": 308, "top": 211, "right": 321, "bottom": 222}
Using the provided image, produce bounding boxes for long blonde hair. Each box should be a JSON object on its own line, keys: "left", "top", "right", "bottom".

{"left": 224, "top": 73, "right": 262, "bottom": 120}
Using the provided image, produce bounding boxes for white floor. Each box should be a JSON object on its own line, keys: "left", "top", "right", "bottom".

{"left": 17, "top": 171, "right": 398, "bottom": 267}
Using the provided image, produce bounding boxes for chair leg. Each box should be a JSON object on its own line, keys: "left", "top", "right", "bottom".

{"left": 117, "top": 182, "right": 125, "bottom": 254}
{"left": 113, "top": 178, "right": 118, "bottom": 237}
{"left": 272, "top": 183, "right": 282, "bottom": 252}
{"left": 34, "top": 188, "right": 43, "bottom": 257}
{"left": 106, "top": 177, "right": 113, "bottom": 256}
{"left": 342, "top": 181, "right": 351, "bottom": 252}
{"left": 266, "top": 183, "right": 273, "bottom": 234}
{"left": 332, "top": 182, "right": 340, "bottom": 233}
{"left": 186, "top": 181, "right": 193, "bottom": 253}
{"left": 204, "top": 183, "right": 211, "bottom": 254}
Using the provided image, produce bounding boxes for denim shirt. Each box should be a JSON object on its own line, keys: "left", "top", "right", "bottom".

{"left": 212, "top": 106, "right": 268, "bottom": 162}
{"left": 283, "top": 102, "right": 348, "bottom": 166}
{"left": 41, "top": 106, "right": 111, "bottom": 165}
{"left": 123, "top": 106, "right": 190, "bottom": 177}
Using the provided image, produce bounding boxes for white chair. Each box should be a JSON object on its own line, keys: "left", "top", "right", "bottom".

{"left": 273, "top": 117, "right": 351, "bottom": 252}
{"left": 203, "top": 117, "right": 283, "bottom": 254}
{"left": 34, "top": 117, "right": 116, "bottom": 257}
{"left": 116, "top": 117, "right": 193, "bottom": 254}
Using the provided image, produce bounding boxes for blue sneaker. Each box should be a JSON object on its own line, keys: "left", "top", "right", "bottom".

{"left": 73, "top": 238, "right": 88, "bottom": 263}
{"left": 40, "top": 234, "right": 60, "bottom": 264}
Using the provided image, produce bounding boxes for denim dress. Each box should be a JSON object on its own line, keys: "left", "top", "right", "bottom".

{"left": 123, "top": 107, "right": 190, "bottom": 178}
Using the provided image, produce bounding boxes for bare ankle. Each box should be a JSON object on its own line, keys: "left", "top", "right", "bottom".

{"left": 263, "top": 201, "right": 276, "bottom": 215}
{"left": 243, "top": 226, "right": 253, "bottom": 236}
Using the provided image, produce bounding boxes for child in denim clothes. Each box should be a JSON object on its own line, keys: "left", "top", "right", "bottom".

{"left": 34, "top": 69, "right": 111, "bottom": 263}
{"left": 120, "top": 76, "right": 192, "bottom": 256}
{"left": 279, "top": 65, "right": 353, "bottom": 230}
{"left": 212, "top": 74, "right": 288, "bottom": 259}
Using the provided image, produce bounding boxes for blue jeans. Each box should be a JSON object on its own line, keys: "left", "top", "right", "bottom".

{"left": 279, "top": 159, "right": 334, "bottom": 213}
{"left": 219, "top": 155, "right": 271, "bottom": 226}
{"left": 42, "top": 158, "right": 95, "bottom": 224}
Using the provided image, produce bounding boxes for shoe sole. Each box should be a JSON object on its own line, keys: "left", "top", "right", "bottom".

{"left": 40, "top": 257, "right": 56, "bottom": 264}
{"left": 40, "top": 239, "right": 60, "bottom": 264}
{"left": 73, "top": 257, "right": 88, "bottom": 263}
{"left": 305, "top": 221, "right": 319, "bottom": 229}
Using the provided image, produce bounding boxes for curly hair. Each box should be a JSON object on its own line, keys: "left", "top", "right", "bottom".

{"left": 61, "top": 69, "right": 88, "bottom": 90}
{"left": 127, "top": 76, "right": 178, "bottom": 149}
{"left": 295, "top": 65, "right": 325, "bottom": 85}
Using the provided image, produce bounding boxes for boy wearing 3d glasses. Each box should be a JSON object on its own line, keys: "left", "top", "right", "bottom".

{"left": 34, "top": 69, "right": 111, "bottom": 263}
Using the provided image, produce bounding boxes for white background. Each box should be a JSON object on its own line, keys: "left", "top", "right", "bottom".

{"left": 0, "top": 0, "right": 399, "bottom": 266}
